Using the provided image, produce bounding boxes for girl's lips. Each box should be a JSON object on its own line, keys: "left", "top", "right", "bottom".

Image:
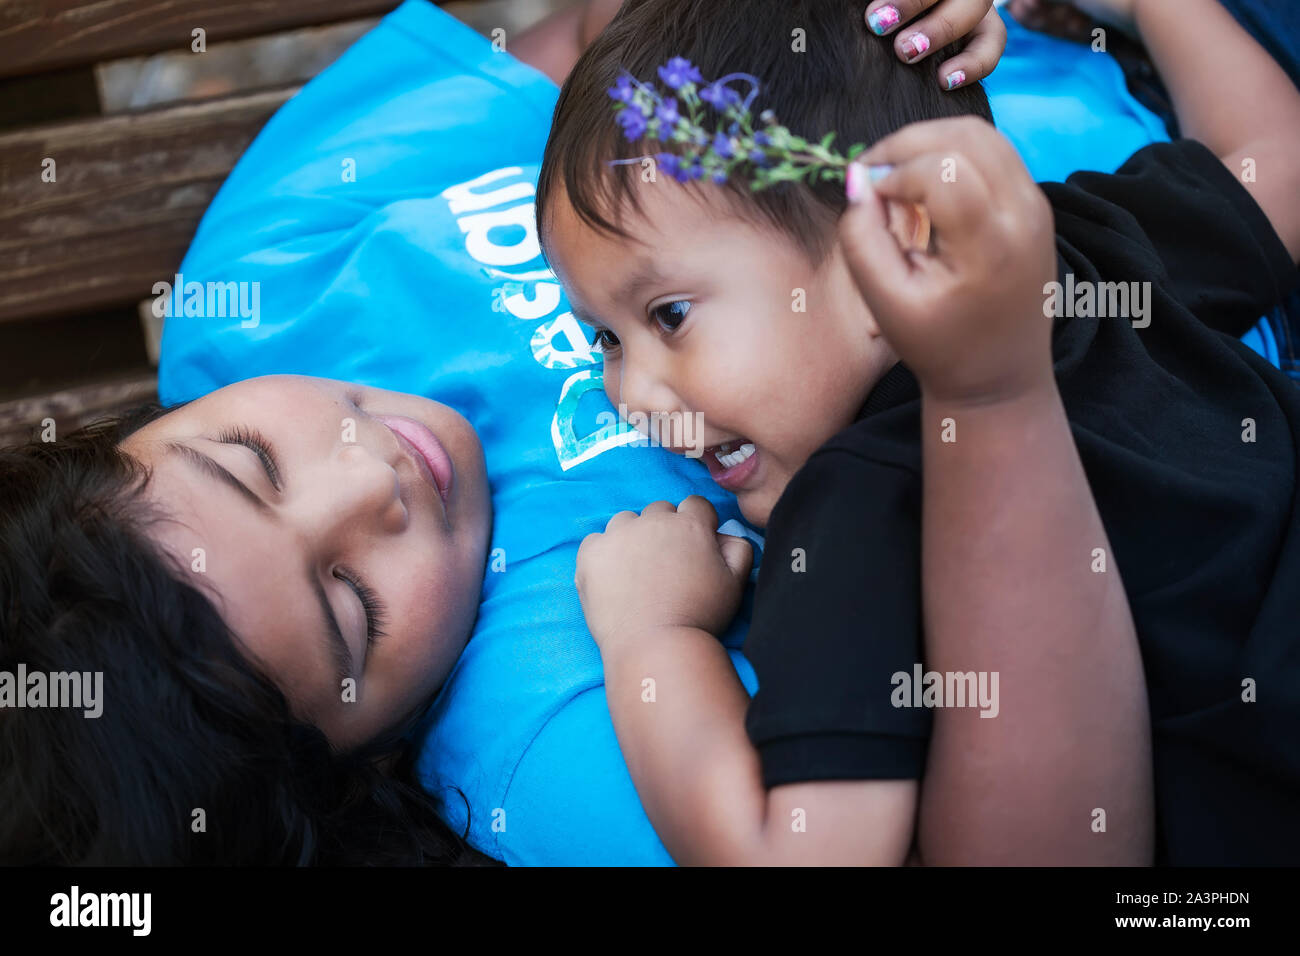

{"left": 376, "top": 415, "right": 454, "bottom": 503}
{"left": 703, "top": 441, "right": 760, "bottom": 491}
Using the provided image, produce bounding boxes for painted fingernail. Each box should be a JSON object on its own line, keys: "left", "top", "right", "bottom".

{"left": 846, "top": 161, "right": 867, "bottom": 203}
{"left": 945, "top": 69, "right": 967, "bottom": 90}
{"left": 868, "top": 164, "right": 895, "bottom": 183}
{"left": 902, "top": 32, "right": 931, "bottom": 61}
{"left": 868, "top": 4, "right": 901, "bottom": 35}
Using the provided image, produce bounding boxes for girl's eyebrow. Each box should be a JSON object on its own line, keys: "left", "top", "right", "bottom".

{"left": 166, "top": 442, "right": 269, "bottom": 514}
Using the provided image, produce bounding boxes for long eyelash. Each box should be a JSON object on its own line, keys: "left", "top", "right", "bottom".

{"left": 336, "top": 567, "right": 388, "bottom": 647}
{"left": 218, "top": 425, "right": 282, "bottom": 490}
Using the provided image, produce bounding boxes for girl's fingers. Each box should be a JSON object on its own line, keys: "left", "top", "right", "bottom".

{"left": 865, "top": 1, "right": 927, "bottom": 37}
{"left": 890, "top": 0, "right": 994, "bottom": 64}
{"left": 934, "top": 7, "right": 1007, "bottom": 90}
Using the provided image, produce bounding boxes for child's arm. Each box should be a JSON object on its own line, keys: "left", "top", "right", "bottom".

{"left": 1135, "top": 0, "right": 1300, "bottom": 261}
{"left": 576, "top": 500, "right": 917, "bottom": 866}
{"left": 841, "top": 118, "right": 1154, "bottom": 864}
{"left": 1041, "top": 0, "right": 1300, "bottom": 261}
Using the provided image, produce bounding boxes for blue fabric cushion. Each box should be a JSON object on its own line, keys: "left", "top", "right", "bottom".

{"left": 158, "top": 0, "right": 1269, "bottom": 866}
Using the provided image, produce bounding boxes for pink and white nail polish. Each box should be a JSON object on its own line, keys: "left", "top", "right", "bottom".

{"left": 868, "top": 4, "right": 901, "bottom": 36}
{"left": 945, "top": 70, "right": 967, "bottom": 90}
{"left": 902, "top": 33, "right": 931, "bottom": 61}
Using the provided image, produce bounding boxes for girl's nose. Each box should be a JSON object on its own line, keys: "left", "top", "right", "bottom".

{"left": 296, "top": 441, "right": 408, "bottom": 544}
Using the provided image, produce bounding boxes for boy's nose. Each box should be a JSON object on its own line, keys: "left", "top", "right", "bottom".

{"left": 617, "top": 357, "right": 687, "bottom": 430}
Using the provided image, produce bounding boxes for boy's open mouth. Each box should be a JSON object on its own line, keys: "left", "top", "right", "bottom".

{"left": 702, "top": 438, "right": 759, "bottom": 490}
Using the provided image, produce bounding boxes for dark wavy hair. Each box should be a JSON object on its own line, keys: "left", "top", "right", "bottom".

{"left": 0, "top": 405, "right": 500, "bottom": 866}
{"left": 536, "top": 0, "right": 993, "bottom": 266}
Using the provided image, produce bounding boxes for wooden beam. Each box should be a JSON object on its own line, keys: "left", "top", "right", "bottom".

{"left": 0, "top": 85, "right": 296, "bottom": 324}
{"left": 0, "top": 0, "right": 402, "bottom": 79}
{"left": 0, "top": 371, "right": 158, "bottom": 448}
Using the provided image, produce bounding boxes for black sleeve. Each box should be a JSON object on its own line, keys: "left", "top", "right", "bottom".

{"left": 1044, "top": 139, "right": 1297, "bottom": 338}
{"left": 743, "top": 447, "right": 928, "bottom": 789}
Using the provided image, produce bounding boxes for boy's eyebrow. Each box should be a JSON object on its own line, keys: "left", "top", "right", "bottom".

{"left": 569, "top": 303, "right": 600, "bottom": 327}
{"left": 568, "top": 260, "right": 667, "bottom": 328}
{"left": 613, "top": 260, "right": 667, "bottom": 306}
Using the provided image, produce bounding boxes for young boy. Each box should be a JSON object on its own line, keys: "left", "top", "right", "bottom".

{"left": 536, "top": 0, "right": 1300, "bottom": 865}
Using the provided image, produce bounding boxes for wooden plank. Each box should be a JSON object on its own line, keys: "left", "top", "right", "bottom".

{"left": 0, "top": 0, "right": 402, "bottom": 79}
{"left": 0, "top": 65, "right": 100, "bottom": 132}
{"left": 0, "top": 85, "right": 296, "bottom": 324}
{"left": 0, "top": 305, "right": 150, "bottom": 401}
{"left": 0, "top": 371, "right": 158, "bottom": 449}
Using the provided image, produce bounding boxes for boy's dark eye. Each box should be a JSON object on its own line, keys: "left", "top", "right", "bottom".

{"left": 591, "top": 328, "right": 621, "bottom": 353}
{"left": 650, "top": 300, "right": 690, "bottom": 333}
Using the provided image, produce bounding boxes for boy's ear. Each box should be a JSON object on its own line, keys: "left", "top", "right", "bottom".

{"left": 883, "top": 198, "right": 931, "bottom": 254}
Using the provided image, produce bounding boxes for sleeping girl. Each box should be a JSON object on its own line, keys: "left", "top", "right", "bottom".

{"left": 0, "top": 378, "right": 499, "bottom": 864}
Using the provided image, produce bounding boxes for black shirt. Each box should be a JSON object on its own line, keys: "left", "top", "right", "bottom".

{"left": 742, "top": 140, "right": 1300, "bottom": 865}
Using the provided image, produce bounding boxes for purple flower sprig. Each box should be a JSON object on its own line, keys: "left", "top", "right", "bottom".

{"left": 606, "top": 57, "right": 867, "bottom": 188}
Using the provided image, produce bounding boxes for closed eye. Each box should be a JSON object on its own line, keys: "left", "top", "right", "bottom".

{"left": 218, "top": 425, "right": 282, "bottom": 492}
{"left": 334, "top": 565, "right": 388, "bottom": 650}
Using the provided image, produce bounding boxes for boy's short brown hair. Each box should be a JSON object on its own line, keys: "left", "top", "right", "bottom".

{"left": 536, "top": 0, "right": 993, "bottom": 265}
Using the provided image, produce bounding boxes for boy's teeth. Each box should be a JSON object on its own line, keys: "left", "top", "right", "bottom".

{"left": 714, "top": 442, "right": 756, "bottom": 469}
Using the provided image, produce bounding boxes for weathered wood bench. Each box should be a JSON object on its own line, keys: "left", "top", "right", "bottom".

{"left": 0, "top": 0, "right": 457, "bottom": 446}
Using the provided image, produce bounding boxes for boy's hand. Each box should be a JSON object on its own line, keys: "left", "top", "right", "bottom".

{"left": 866, "top": 0, "right": 1008, "bottom": 89}
{"left": 575, "top": 496, "right": 752, "bottom": 652}
{"left": 840, "top": 117, "right": 1058, "bottom": 405}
